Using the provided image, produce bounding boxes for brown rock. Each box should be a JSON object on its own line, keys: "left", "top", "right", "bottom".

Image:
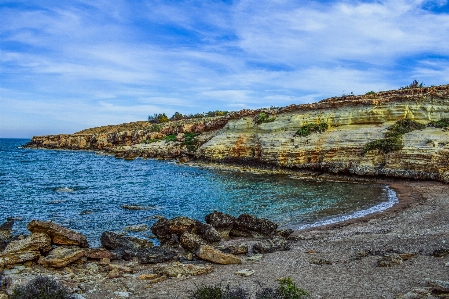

{"left": 38, "top": 246, "right": 86, "bottom": 268}
{"left": 108, "top": 263, "right": 133, "bottom": 273}
{"left": 138, "top": 273, "right": 159, "bottom": 280}
{"left": 180, "top": 232, "right": 206, "bottom": 252}
{"left": 197, "top": 245, "right": 242, "bottom": 265}
{"left": 108, "top": 268, "right": 121, "bottom": 278}
{"left": 147, "top": 275, "right": 167, "bottom": 284}
{"left": 230, "top": 214, "right": 277, "bottom": 238}
{"left": 154, "top": 262, "right": 213, "bottom": 277}
{"left": 377, "top": 253, "right": 403, "bottom": 267}
{"left": 3, "top": 233, "right": 52, "bottom": 254}
{"left": 205, "top": 211, "right": 235, "bottom": 238}
{"left": 84, "top": 248, "right": 117, "bottom": 260}
{"left": 28, "top": 220, "right": 89, "bottom": 248}
{"left": 0, "top": 250, "right": 41, "bottom": 267}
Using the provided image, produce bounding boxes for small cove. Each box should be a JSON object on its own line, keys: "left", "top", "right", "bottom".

{"left": 0, "top": 138, "right": 397, "bottom": 247}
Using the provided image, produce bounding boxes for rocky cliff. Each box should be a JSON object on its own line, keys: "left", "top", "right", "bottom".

{"left": 26, "top": 85, "right": 449, "bottom": 182}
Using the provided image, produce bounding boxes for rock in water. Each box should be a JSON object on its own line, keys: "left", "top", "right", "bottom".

{"left": 100, "top": 231, "right": 153, "bottom": 250}
{"left": 197, "top": 245, "right": 242, "bottom": 265}
{"left": 230, "top": 214, "right": 278, "bottom": 238}
{"left": 253, "top": 237, "right": 290, "bottom": 253}
{"left": 27, "top": 220, "right": 89, "bottom": 248}
{"left": 38, "top": 246, "right": 86, "bottom": 268}
{"left": 154, "top": 262, "right": 213, "bottom": 277}
{"left": 205, "top": 211, "right": 235, "bottom": 238}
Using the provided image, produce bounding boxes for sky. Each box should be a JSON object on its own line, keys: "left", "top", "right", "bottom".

{"left": 1, "top": 0, "right": 449, "bottom": 138}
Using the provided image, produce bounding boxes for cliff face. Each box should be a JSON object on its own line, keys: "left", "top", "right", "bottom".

{"left": 26, "top": 85, "right": 449, "bottom": 182}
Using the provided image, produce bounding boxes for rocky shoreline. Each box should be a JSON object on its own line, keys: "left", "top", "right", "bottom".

{"left": 1, "top": 180, "right": 449, "bottom": 298}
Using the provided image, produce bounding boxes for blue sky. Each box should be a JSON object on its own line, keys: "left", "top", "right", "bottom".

{"left": 1, "top": 0, "right": 449, "bottom": 138}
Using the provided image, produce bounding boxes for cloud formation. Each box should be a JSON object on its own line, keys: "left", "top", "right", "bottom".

{"left": 1, "top": 0, "right": 448, "bottom": 137}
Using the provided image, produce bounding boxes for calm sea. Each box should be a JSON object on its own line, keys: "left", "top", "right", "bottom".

{"left": 0, "top": 138, "right": 397, "bottom": 246}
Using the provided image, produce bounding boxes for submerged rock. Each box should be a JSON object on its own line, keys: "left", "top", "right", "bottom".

{"left": 28, "top": 220, "right": 89, "bottom": 248}
{"left": 230, "top": 214, "right": 278, "bottom": 238}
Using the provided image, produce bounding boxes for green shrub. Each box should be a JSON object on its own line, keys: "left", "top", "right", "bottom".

{"left": 363, "top": 137, "right": 403, "bottom": 154}
{"left": 278, "top": 277, "right": 310, "bottom": 299}
{"left": 150, "top": 124, "right": 162, "bottom": 132}
{"left": 148, "top": 113, "right": 169, "bottom": 123}
{"left": 10, "top": 276, "right": 74, "bottom": 299}
{"left": 295, "top": 123, "right": 328, "bottom": 137}
{"left": 385, "top": 119, "right": 426, "bottom": 137}
{"left": 182, "top": 133, "right": 200, "bottom": 152}
{"left": 254, "top": 112, "right": 276, "bottom": 125}
{"left": 164, "top": 134, "right": 177, "bottom": 142}
{"left": 365, "top": 91, "right": 376, "bottom": 95}
{"left": 428, "top": 117, "right": 449, "bottom": 128}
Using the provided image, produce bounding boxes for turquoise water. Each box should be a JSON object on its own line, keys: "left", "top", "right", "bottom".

{"left": 0, "top": 138, "right": 396, "bottom": 246}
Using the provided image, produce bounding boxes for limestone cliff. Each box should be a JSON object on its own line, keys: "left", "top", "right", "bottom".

{"left": 26, "top": 85, "right": 449, "bottom": 182}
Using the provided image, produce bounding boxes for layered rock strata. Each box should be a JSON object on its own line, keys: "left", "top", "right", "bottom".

{"left": 25, "top": 85, "right": 449, "bottom": 182}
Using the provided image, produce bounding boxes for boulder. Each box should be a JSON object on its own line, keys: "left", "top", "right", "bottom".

{"left": 27, "top": 220, "right": 88, "bottom": 248}
{"left": 427, "top": 279, "right": 449, "bottom": 292}
{"left": 84, "top": 248, "right": 117, "bottom": 260}
{"left": 180, "top": 232, "right": 206, "bottom": 252}
{"left": 0, "top": 251, "right": 41, "bottom": 267}
{"left": 154, "top": 262, "right": 213, "bottom": 277}
{"left": 38, "top": 246, "right": 86, "bottom": 268}
{"left": 3, "top": 233, "right": 51, "bottom": 254}
{"left": 253, "top": 237, "right": 290, "bottom": 253}
{"left": 197, "top": 245, "right": 242, "bottom": 265}
{"left": 100, "top": 231, "right": 153, "bottom": 250}
{"left": 229, "top": 214, "right": 277, "bottom": 238}
{"left": 0, "top": 220, "right": 14, "bottom": 251}
{"left": 377, "top": 253, "right": 403, "bottom": 267}
{"left": 151, "top": 216, "right": 221, "bottom": 246}
{"left": 217, "top": 242, "right": 249, "bottom": 255}
{"left": 205, "top": 211, "right": 235, "bottom": 238}
{"left": 121, "top": 246, "right": 177, "bottom": 264}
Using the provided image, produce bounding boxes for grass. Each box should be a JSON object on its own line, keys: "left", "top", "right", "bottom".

{"left": 10, "top": 276, "right": 75, "bottom": 299}
{"left": 295, "top": 123, "right": 328, "bottom": 137}
{"left": 428, "top": 117, "right": 449, "bottom": 128}
{"left": 188, "top": 277, "right": 309, "bottom": 299}
{"left": 254, "top": 112, "right": 276, "bottom": 125}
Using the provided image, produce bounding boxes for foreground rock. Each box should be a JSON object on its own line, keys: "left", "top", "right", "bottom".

{"left": 0, "top": 220, "right": 14, "bottom": 251}
{"left": 0, "top": 233, "right": 52, "bottom": 266}
{"left": 28, "top": 220, "right": 89, "bottom": 247}
{"left": 154, "top": 262, "right": 214, "bottom": 277}
{"left": 197, "top": 245, "right": 242, "bottom": 265}
{"left": 205, "top": 211, "right": 236, "bottom": 238}
{"left": 38, "top": 246, "right": 86, "bottom": 268}
{"left": 230, "top": 214, "right": 278, "bottom": 238}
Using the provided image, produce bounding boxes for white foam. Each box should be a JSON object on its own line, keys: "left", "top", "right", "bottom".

{"left": 295, "top": 186, "right": 399, "bottom": 230}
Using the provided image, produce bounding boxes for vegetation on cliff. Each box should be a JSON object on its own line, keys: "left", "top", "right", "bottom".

{"left": 295, "top": 123, "right": 329, "bottom": 137}
{"left": 254, "top": 112, "right": 276, "bottom": 125}
{"left": 428, "top": 117, "right": 449, "bottom": 128}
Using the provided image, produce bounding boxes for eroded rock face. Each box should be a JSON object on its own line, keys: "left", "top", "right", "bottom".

{"left": 196, "top": 245, "right": 242, "bottom": 265}
{"left": 0, "top": 220, "right": 14, "bottom": 251}
{"left": 3, "top": 233, "right": 52, "bottom": 254}
{"left": 230, "top": 214, "right": 278, "bottom": 238}
{"left": 38, "top": 246, "right": 86, "bottom": 268}
{"left": 28, "top": 220, "right": 89, "bottom": 248}
{"left": 153, "top": 262, "right": 213, "bottom": 277}
{"left": 0, "top": 251, "right": 41, "bottom": 267}
{"left": 100, "top": 231, "right": 153, "bottom": 251}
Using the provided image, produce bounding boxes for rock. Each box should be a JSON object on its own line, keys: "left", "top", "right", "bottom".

{"left": 247, "top": 254, "right": 263, "bottom": 261}
{"left": 229, "top": 214, "right": 277, "bottom": 238}
{"left": 27, "top": 220, "right": 89, "bottom": 248}
{"left": 124, "top": 224, "right": 149, "bottom": 232}
{"left": 108, "top": 263, "right": 133, "bottom": 273}
{"left": 197, "top": 245, "right": 242, "bottom": 265}
{"left": 108, "top": 268, "right": 121, "bottom": 278}
{"left": 205, "top": 211, "right": 235, "bottom": 238}
{"left": 235, "top": 269, "right": 255, "bottom": 276}
{"left": 84, "top": 248, "right": 116, "bottom": 260}
{"left": 38, "top": 246, "right": 86, "bottom": 268}
{"left": 0, "top": 251, "right": 41, "bottom": 267}
{"left": 180, "top": 232, "right": 206, "bottom": 252}
{"left": 151, "top": 216, "right": 221, "bottom": 246}
{"left": 399, "top": 288, "right": 432, "bottom": 299}
{"left": 427, "top": 279, "right": 449, "bottom": 292}
{"left": 1, "top": 232, "right": 52, "bottom": 264}
{"left": 309, "top": 257, "right": 332, "bottom": 265}
{"left": 138, "top": 274, "right": 159, "bottom": 280}
{"left": 433, "top": 248, "right": 449, "bottom": 257}
{"left": 275, "top": 229, "right": 294, "bottom": 238}
{"left": 253, "top": 237, "right": 290, "bottom": 253}
{"left": 218, "top": 243, "right": 249, "bottom": 255}
{"left": 154, "top": 262, "right": 213, "bottom": 277}
{"left": 100, "top": 231, "right": 153, "bottom": 250}
{"left": 0, "top": 220, "right": 14, "bottom": 241}
{"left": 122, "top": 247, "right": 177, "bottom": 264}
{"left": 147, "top": 275, "right": 167, "bottom": 284}
{"left": 377, "top": 253, "right": 403, "bottom": 267}
{"left": 120, "top": 205, "right": 151, "bottom": 210}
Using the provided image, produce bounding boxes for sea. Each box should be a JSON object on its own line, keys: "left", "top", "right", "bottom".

{"left": 0, "top": 138, "right": 397, "bottom": 247}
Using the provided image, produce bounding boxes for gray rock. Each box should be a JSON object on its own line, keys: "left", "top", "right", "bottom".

{"left": 122, "top": 246, "right": 177, "bottom": 264}
{"left": 377, "top": 253, "right": 403, "bottom": 267}
{"left": 230, "top": 214, "right": 277, "bottom": 238}
{"left": 253, "top": 237, "right": 290, "bottom": 253}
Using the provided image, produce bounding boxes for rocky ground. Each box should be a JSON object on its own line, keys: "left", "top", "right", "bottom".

{"left": 1, "top": 180, "right": 449, "bottom": 299}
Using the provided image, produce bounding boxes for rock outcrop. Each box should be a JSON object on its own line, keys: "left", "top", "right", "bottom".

{"left": 28, "top": 220, "right": 89, "bottom": 248}
{"left": 25, "top": 84, "right": 449, "bottom": 182}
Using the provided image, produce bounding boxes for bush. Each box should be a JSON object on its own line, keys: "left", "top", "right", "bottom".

{"left": 171, "top": 112, "right": 184, "bottom": 121}
{"left": 428, "top": 117, "right": 449, "bottom": 128}
{"left": 188, "top": 277, "right": 309, "bottom": 299}
{"left": 365, "top": 91, "right": 376, "bottom": 95}
{"left": 254, "top": 112, "right": 276, "bottom": 125}
{"left": 295, "top": 123, "right": 328, "bottom": 137}
{"left": 363, "top": 137, "right": 403, "bottom": 154}
{"left": 183, "top": 133, "right": 200, "bottom": 152}
{"left": 385, "top": 119, "right": 425, "bottom": 137}
{"left": 402, "top": 80, "right": 424, "bottom": 89}
{"left": 10, "top": 276, "right": 74, "bottom": 299}
{"left": 165, "top": 134, "right": 177, "bottom": 142}
{"left": 150, "top": 124, "right": 162, "bottom": 132}
{"left": 148, "top": 113, "right": 169, "bottom": 124}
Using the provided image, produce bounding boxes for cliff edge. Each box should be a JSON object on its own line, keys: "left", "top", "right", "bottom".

{"left": 26, "top": 84, "right": 449, "bottom": 182}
